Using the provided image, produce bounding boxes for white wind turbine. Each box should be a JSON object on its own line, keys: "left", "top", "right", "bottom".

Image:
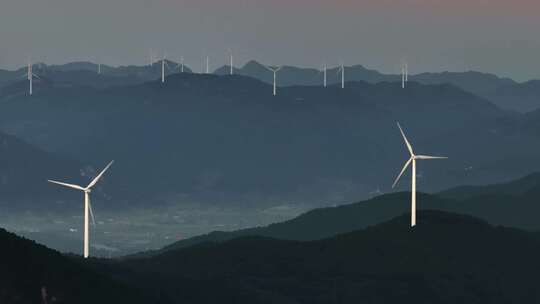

{"left": 48, "top": 161, "right": 114, "bottom": 258}
{"left": 177, "top": 56, "right": 185, "bottom": 73}
{"left": 322, "top": 62, "right": 327, "bottom": 87}
{"left": 229, "top": 50, "right": 234, "bottom": 75}
{"left": 401, "top": 60, "right": 408, "bottom": 89}
{"left": 205, "top": 56, "right": 210, "bottom": 74}
{"left": 392, "top": 123, "right": 447, "bottom": 227}
{"left": 22, "top": 57, "right": 39, "bottom": 96}
{"left": 265, "top": 65, "right": 282, "bottom": 96}
{"left": 149, "top": 49, "right": 156, "bottom": 67}
{"left": 337, "top": 61, "right": 345, "bottom": 89}
{"left": 161, "top": 52, "right": 171, "bottom": 83}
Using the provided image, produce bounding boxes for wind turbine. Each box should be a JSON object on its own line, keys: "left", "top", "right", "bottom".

{"left": 149, "top": 49, "right": 156, "bottom": 67}
{"left": 337, "top": 62, "right": 345, "bottom": 89}
{"left": 98, "top": 63, "right": 101, "bottom": 75}
{"left": 48, "top": 161, "right": 114, "bottom": 258}
{"left": 321, "top": 62, "right": 327, "bottom": 87}
{"left": 405, "top": 62, "right": 408, "bottom": 83}
{"left": 178, "top": 56, "right": 184, "bottom": 73}
{"left": 22, "top": 57, "right": 39, "bottom": 96}
{"left": 401, "top": 60, "right": 408, "bottom": 89}
{"left": 205, "top": 56, "right": 210, "bottom": 74}
{"left": 161, "top": 52, "right": 171, "bottom": 83}
{"left": 229, "top": 50, "right": 234, "bottom": 75}
{"left": 392, "top": 123, "right": 447, "bottom": 227}
{"left": 265, "top": 65, "right": 282, "bottom": 96}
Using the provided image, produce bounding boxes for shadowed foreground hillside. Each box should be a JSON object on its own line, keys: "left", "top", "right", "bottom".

{"left": 108, "top": 211, "right": 540, "bottom": 304}
{"left": 0, "top": 228, "right": 150, "bottom": 304}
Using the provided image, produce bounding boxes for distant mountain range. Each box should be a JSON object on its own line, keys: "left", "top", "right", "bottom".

{"left": 2, "top": 60, "right": 540, "bottom": 112}
{"left": 0, "top": 60, "right": 194, "bottom": 94}
{"left": 2, "top": 71, "right": 538, "bottom": 213}
{"left": 215, "top": 60, "right": 539, "bottom": 112}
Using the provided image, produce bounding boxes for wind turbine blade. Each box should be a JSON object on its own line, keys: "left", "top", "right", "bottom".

{"left": 392, "top": 157, "right": 412, "bottom": 188}
{"left": 86, "top": 160, "right": 114, "bottom": 189}
{"left": 397, "top": 122, "right": 414, "bottom": 156}
{"left": 415, "top": 155, "right": 448, "bottom": 160}
{"left": 88, "top": 200, "right": 96, "bottom": 227}
{"left": 47, "top": 180, "right": 85, "bottom": 191}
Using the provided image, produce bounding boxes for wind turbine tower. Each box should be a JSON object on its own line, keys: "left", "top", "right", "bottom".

{"left": 338, "top": 62, "right": 345, "bottom": 89}
{"left": 392, "top": 123, "right": 447, "bottom": 227}
{"left": 323, "top": 62, "right": 327, "bottom": 87}
{"left": 161, "top": 52, "right": 170, "bottom": 83}
{"left": 229, "top": 51, "right": 234, "bottom": 75}
{"left": 24, "top": 57, "right": 39, "bottom": 96}
{"left": 48, "top": 161, "right": 114, "bottom": 258}
{"left": 180, "top": 56, "right": 184, "bottom": 73}
{"left": 265, "top": 65, "right": 282, "bottom": 96}
{"left": 206, "top": 56, "right": 210, "bottom": 74}
{"left": 162, "top": 54, "right": 166, "bottom": 82}
{"left": 401, "top": 60, "right": 408, "bottom": 89}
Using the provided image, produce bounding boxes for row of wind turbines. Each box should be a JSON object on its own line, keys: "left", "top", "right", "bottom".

{"left": 45, "top": 122, "right": 443, "bottom": 259}
{"left": 23, "top": 51, "right": 411, "bottom": 97}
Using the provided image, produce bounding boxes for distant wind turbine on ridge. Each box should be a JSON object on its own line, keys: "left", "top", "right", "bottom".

{"left": 321, "top": 62, "right": 327, "bottom": 87}
{"left": 401, "top": 60, "right": 408, "bottom": 89}
{"left": 392, "top": 123, "right": 447, "bottom": 227}
{"left": 48, "top": 161, "right": 114, "bottom": 258}
{"left": 229, "top": 50, "right": 234, "bottom": 75}
{"left": 149, "top": 49, "right": 156, "bottom": 67}
{"left": 22, "top": 57, "right": 39, "bottom": 96}
{"left": 337, "top": 62, "right": 345, "bottom": 89}
{"left": 265, "top": 65, "right": 282, "bottom": 96}
{"left": 161, "top": 52, "right": 171, "bottom": 83}
{"left": 177, "top": 56, "right": 184, "bottom": 73}
{"left": 205, "top": 56, "right": 210, "bottom": 74}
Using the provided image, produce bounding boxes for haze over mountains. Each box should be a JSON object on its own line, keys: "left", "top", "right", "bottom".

{"left": 137, "top": 172, "right": 540, "bottom": 255}
{"left": 1, "top": 60, "right": 540, "bottom": 255}
{"left": 1, "top": 71, "right": 537, "bottom": 207}
{"left": 215, "top": 60, "right": 539, "bottom": 113}
{"left": 2, "top": 60, "right": 540, "bottom": 112}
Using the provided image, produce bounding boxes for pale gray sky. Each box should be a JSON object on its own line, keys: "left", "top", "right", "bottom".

{"left": 1, "top": 0, "right": 539, "bottom": 81}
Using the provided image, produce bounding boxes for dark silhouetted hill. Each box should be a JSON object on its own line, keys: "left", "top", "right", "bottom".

{"left": 115, "top": 210, "right": 540, "bottom": 304}
{"left": 0, "top": 228, "right": 152, "bottom": 304}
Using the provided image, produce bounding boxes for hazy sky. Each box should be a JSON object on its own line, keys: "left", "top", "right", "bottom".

{"left": 1, "top": 0, "right": 539, "bottom": 81}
